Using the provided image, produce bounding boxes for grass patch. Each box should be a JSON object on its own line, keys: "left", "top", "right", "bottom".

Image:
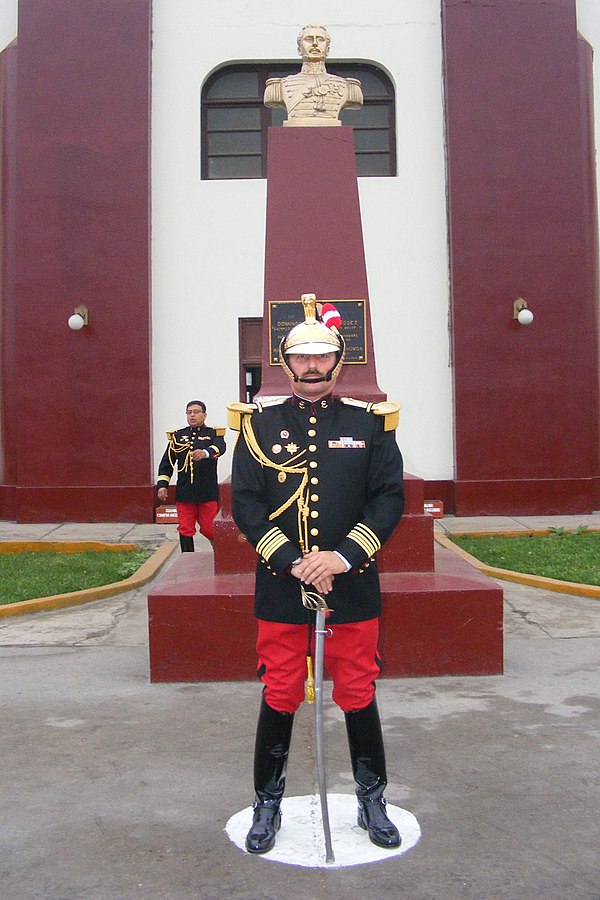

{"left": 450, "top": 531, "right": 600, "bottom": 586}
{"left": 0, "top": 549, "right": 153, "bottom": 605}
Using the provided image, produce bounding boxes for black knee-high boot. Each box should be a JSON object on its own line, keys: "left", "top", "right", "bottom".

{"left": 245, "top": 694, "right": 295, "bottom": 854}
{"left": 345, "top": 698, "right": 401, "bottom": 848}
{"left": 179, "top": 534, "right": 195, "bottom": 552}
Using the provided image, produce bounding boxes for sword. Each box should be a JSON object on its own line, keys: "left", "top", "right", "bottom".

{"left": 301, "top": 585, "right": 335, "bottom": 864}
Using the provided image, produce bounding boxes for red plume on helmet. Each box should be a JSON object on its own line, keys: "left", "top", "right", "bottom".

{"left": 319, "top": 302, "right": 342, "bottom": 332}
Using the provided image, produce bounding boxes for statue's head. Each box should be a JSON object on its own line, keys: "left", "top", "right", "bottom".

{"left": 297, "top": 24, "right": 331, "bottom": 62}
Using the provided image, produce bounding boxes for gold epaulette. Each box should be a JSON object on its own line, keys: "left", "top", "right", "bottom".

{"left": 227, "top": 402, "right": 257, "bottom": 432}
{"left": 340, "top": 397, "right": 401, "bottom": 432}
{"left": 372, "top": 401, "right": 401, "bottom": 431}
{"left": 166, "top": 430, "right": 175, "bottom": 441}
{"left": 227, "top": 397, "right": 289, "bottom": 431}
{"left": 215, "top": 426, "right": 226, "bottom": 437}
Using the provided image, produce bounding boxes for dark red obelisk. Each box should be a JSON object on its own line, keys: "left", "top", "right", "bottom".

{"left": 258, "top": 127, "right": 384, "bottom": 401}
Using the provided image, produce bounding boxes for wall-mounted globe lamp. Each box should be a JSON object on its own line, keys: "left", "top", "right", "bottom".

{"left": 68, "top": 304, "right": 89, "bottom": 330}
{"left": 513, "top": 298, "right": 534, "bottom": 325}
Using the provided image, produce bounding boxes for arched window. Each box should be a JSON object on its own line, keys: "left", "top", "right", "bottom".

{"left": 201, "top": 63, "right": 396, "bottom": 180}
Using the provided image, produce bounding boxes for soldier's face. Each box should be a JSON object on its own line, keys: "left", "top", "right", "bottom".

{"left": 186, "top": 405, "right": 206, "bottom": 427}
{"left": 288, "top": 352, "right": 338, "bottom": 399}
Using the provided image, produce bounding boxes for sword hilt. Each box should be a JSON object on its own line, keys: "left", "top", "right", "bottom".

{"left": 300, "top": 584, "right": 333, "bottom": 612}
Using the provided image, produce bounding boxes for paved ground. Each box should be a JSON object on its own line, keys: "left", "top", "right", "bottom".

{"left": 1, "top": 516, "right": 599, "bottom": 899}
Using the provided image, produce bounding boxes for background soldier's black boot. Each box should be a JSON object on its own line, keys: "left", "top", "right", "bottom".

{"left": 345, "top": 699, "right": 401, "bottom": 849}
{"left": 179, "top": 534, "right": 195, "bottom": 552}
{"left": 245, "top": 694, "right": 295, "bottom": 854}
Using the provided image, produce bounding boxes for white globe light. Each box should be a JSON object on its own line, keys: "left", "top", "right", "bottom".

{"left": 68, "top": 313, "right": 85, "bottom": 330}
{"left": 517, "top": 308, "right": 534, "bottom": 325}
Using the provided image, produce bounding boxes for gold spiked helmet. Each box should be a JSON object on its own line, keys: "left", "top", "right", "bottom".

{"left": 279, "top": 294, "right": 345, "bottom": 382}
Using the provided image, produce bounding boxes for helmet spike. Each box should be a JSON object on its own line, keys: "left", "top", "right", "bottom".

{"left": 301, "top": 293, "right": 318, "bottom": 324}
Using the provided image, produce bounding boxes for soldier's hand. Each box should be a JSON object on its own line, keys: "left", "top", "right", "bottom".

{"left": 191, "top": 449, "right": 208, "bottom": 461}
{"left": 157, "top": 487, "right": 168, "bottom": 502}
{"left": 290, "top": 566, "right": 334, "bottom": 594}
{"left": 293, "top": 551, "right": 346, "bottom": 594}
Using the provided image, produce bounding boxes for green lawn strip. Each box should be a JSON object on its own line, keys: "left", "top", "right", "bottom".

{"left": 449, "top": 532, "right": 600, "bottom": 587}
{"left": 0, "top": 549, "right": 153, "bottom": 605}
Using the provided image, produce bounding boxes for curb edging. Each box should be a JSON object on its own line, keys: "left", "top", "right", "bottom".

{"left": 435, "top": 531, "right": 600, "bottom": 599}
{"left": 0, "top": 542, "right": 178, "bottom": 619}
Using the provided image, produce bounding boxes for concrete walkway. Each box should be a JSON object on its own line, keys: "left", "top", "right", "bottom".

{"left": 1, "top": 517, "right": 599, "bottom": 898}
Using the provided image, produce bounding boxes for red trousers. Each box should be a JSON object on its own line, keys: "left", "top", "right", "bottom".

{"left": 256, "top": 617, "right": 381, "bottom": 714}
{"left": 176, "top": 500, "right": 218, "bottom": 541}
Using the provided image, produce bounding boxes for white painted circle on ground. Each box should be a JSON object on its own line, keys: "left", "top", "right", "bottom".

{"left": 225, "top": 793, "right": 421, "bottom": 868}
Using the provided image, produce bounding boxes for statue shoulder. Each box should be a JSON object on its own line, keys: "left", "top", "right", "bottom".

{"left": 264, "top": 77, "right": 283, "bottom": 107}
{"left": 340, "top": 397, "right": 401, "bottom": 431}
{"left": 345, "top": 77, "right": 363, "bottom": 109}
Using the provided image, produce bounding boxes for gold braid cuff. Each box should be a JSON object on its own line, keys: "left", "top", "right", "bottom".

{"left": 347, "top": 523, "right": 381, "bottom": 557}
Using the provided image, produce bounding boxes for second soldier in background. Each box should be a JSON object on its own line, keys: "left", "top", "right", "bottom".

{"left": 157, "top": 400, "right": 226, "bottom": 552}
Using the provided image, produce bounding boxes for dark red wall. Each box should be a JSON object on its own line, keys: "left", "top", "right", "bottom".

{"left": 2, "top": 0, "right": 153, "bottom": 521}
{"left": 0, "top": 41, "right": 18, "bottom": 518}
{"left": 443, "top": 0, "right": 600, "bottom": 514}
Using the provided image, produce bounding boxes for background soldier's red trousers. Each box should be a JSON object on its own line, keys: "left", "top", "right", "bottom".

{"left": 176, "top": 500, "right": 218, "bottom": 541}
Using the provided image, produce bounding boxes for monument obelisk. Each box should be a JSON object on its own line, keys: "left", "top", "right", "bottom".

{"left": 257, "top": 23, "right": 384, "bottom": 401}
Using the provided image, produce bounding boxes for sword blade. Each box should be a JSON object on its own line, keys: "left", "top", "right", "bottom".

{"left": 314, "top": 608, "right": 335, "bottom": 863}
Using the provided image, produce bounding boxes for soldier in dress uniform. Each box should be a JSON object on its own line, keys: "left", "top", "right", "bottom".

{"left": 157, "top": 400, "right": 226, "bottom": 552}
{"left": 228, "top": 295, "right": 404, "bottom": 854}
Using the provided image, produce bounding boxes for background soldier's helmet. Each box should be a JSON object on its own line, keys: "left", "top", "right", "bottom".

{"left": 279, "top": 294, "right": 345, "bottom": 383}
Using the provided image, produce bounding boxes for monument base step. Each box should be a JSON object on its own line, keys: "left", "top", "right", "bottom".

{"left": 147, "top": 547, "right": 503, "bottom": 682}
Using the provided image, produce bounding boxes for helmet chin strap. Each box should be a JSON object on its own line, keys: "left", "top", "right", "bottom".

{"left": 297, "top": 373, "right": 331, "bottom": 383}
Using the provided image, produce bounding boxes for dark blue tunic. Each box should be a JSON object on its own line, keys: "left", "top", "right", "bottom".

{"left": 231, "top": 395, "right": 404, "bottom": 624}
